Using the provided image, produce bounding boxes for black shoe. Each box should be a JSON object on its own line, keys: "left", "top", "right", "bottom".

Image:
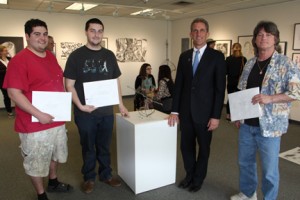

{"left": 188, "top": 184, "right": 202, "bottom": 192}
{"left": 178, "top": 179, "right": 192, "bottom": 189}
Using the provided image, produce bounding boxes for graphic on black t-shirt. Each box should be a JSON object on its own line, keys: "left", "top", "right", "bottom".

{"left": 83, "top": 59, "right": 108, "bottom": 74}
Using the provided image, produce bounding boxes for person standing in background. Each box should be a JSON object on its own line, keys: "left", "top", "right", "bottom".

{"left": 64, "top": 18, "right": 129, "bottom": 194}
{"left": 0, "top": 45, "right": 13, "bottom": 117}
{"left": 225, "top": 43, "right": 247, "bottom": 121}
{"left": 231, "top": 21, "right": 300, "bottom": 200}
{"left": 3, "top": 18, "right": 72, "bottom": 200}
{"left": 168, "top": 18, "right": 226, "bottom": 193}
{"left": 206, "top": 38, "right": 216, "bottom": 49}
{"left": 46, "top": 35, "right": 55, "bottom": 56}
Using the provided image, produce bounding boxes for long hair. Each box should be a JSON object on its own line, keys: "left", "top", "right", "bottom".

{"left": 252, "top": 21, "right": 280, "bottom": 55}
{"left": 158, "top": 65, "right": 173, "bottom": 84}
{"left": 138, "top": 63, "right": 151, "bottom": 79}
{"left": 232, "top": 43, "right": 243, "bottom": 57}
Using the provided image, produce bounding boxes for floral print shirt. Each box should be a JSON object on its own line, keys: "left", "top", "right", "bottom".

{"left": 238, "top": 51, "right": 300, "bottom": 137}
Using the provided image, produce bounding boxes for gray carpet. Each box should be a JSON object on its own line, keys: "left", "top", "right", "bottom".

{"left": 0, "top": 97, "right": 299, "bottom": 200}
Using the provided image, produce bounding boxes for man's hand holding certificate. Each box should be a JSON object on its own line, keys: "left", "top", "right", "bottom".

{"left": 83, "top": 79, "right": 120, "bottom": 108}
{"left": 228, "top": 87, "right": 262, "bottom": 121}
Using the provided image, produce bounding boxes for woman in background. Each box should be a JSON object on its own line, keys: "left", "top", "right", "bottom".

{"left": 153, "top": 65, "right": 174, "bottom": 114}
{"left": 226, "top": 43, "right": 247, "bottom": 120}
{"left": 134, "top": 63, "right": 156, "bottom": 110}
{"left": 0, "top": 45, "right": 13, "bottom": 117}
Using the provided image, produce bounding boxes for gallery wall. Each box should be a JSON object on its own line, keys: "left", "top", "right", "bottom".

{"left": 1, "top": 0, "right": 300, "bottom": 121}
{"left": 171, "top": 0, "right": 300, "bottom": 121}
{"left": 0, "top": 9, "right": 172, "bottom": 98}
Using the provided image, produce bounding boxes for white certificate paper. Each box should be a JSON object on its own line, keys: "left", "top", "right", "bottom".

{"left": 228, "top": 87, "right": 262, "bottom": 121}
{"left": 31, "top": 91, "right": 72, "bottom": 122}
{"left": 83, "top": 79, "right": 120, "bottom": 108}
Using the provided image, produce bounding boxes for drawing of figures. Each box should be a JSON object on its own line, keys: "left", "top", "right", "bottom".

{"left": 116, "top": 38, "right": 147, "bottom": 62}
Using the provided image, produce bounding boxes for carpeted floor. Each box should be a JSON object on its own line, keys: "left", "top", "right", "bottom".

{"left": 0, "top": 96, "right": 299, "bottom": 200}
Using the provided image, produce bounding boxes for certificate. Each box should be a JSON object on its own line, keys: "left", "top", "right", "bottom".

{"left": 83, "top": 79, "right": 120, "bottom": 108}
{"left": 31, "top": 91, "right": 72, "bottom": 122}
{"left": 228, "top": 87, "right": 262, "bottom": 121}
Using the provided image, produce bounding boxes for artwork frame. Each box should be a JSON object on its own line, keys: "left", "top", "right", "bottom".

{"left": 292, "top": 23, "right": 300, "bottom": 50}
{"left": 278, "top": 41, "right": 287, "bottom": 55}
{"left": 238, "top": 35, "right": 254, "bottom": 60}
{"left": 292, "top": 53, "right": 300, "bottom": 67}
{"left": 101, "top": 37, "right": 108, "bottom": 48}
{"left": 0, "top": 36, "right": 24, "bottom": 57}
{"left": 214, "top": 40, "right": 232, "bottom": 58}
{"left": 181, "top": 38, "right": 190, "bottom": 53}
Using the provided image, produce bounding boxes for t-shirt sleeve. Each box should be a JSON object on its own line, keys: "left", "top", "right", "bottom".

{"left": 64, "top": 52, "right": 77, "bottom": 80}
{"left": 110, "top": 52, "right": 121, "bottom": 79}
{"left": 3, "top": 57, "right": 29, "bottom": 91}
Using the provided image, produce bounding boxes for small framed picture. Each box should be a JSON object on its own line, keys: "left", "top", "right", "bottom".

{"left": 101, "top": 37, "right": 108, "bottom": 48}
{"left": 181, "top": 38, "right": 190, "bottom": 52}
{"left": 278, "top": 41, "right": 287, "bottom": 55}
{"left": 214, "top": 40, "right": 232, "bottom": 58}
{"left": 292, "top": 23, "right": 300, "bottom": 50}
{"left": 238, "top": 35, "right": 254, "bottom": 60}
{"left": 292, "top": 53, "right": 300, "bottom": 67}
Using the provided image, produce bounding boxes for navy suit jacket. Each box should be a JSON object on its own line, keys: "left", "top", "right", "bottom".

{"left": 172, "top": 47, "right": 226, "bottom": 124}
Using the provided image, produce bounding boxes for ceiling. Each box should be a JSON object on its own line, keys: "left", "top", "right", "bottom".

{"left": 0, "top": 0, "right": 296, "bottom": 21}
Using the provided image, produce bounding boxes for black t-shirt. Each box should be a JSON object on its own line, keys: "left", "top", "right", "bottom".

{"left": 64, "top": 46, "right": 121, "bottom": 116}
{"left": 245, "top": 57, "right": 270, "bottom": 127}
{"left": 226, "top": 56, "right": 247, "bottom": 88}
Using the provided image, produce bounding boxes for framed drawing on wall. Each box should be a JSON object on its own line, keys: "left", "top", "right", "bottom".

{"left": 238, "top": 35, "right": 254, "bottom": 60}
{"left": 101, "top": 37, "right": 108, "bottom": 48}
{"left": 0, "top": 36, "right": 24, "bottom": 57}
{"left": 214, "top": 40, "right": 232, "bottom": 58}
{"left": 292, "top": 53, "right": 300, "bottom": 67}
{"left": 278, "top": 41, "right": 287, "bottom": 55}
{"left": 293, "top": 23, "right": 300, "bottom": 50}
{"left": 181, "top": 38, "right": 190, "bottom": 52}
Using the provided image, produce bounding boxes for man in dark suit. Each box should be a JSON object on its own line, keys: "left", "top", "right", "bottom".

{"left": 168, "top": 18, "right": 226, "bottom": 192}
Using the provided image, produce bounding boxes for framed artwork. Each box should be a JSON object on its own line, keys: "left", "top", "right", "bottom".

{"left": 238, "top": 35, "right": 254, "bottom": 60}
{"left": 101, "top": 37, "right": 108, "bottom": 48}
{"left": 214, "top": 40, "right": 232, "bottom": 58}
{"left": 181, "top": 38, "right": 190, "bottom": 52}
{"left": 292, "top": 23, "right": 300, "bottom": 50}
{"left": 0, "top": 36, "right": 24, "bottom": 57}
{"left": 292, "top": 53, "right": 300, "bottom": 67}
{"left": 278, "top": 41, "right": 287, "bottom": 55}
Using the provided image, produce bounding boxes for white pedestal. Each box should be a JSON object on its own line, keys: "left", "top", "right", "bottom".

{"left": 116, "top": 110, "right": 177, "bottom": 194}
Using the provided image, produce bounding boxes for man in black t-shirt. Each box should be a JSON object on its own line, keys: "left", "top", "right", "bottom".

{"left": 64, "top": 18, "right": 128, "bottom": 194}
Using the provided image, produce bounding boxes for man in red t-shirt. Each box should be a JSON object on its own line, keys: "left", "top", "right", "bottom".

{"left": 3, "top": 19, "right": 72, "bottom": 200}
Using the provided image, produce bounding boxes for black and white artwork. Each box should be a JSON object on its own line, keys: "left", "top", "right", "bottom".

{"left": 214, "top": 40, "right": 232, "bottom": 58}
{"left": 238, "top": 35, "right": 254, "bottom": 60}
{"left": 116, "top": 38, "right": 147, "bottom": 62}
{"left": 0, "top": 36, "right": 24, "bottom": 57}
{"left": 60, "top": 42, "right": 83, "bottom": 60}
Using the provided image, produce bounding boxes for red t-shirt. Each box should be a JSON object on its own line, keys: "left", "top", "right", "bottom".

{"left": 3, "top": 48, "right": 65, "bottom": 133}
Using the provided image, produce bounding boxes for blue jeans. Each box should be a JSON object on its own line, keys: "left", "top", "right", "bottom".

{"left": 238, "top": 124, "right": 281, "bottom": 200}
{"left": 75, "top": 114, "right": 114, "bottom": 182}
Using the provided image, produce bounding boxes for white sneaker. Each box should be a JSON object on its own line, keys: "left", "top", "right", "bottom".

{"left": 230, "top": 192, "right": 257, "bottom": 200}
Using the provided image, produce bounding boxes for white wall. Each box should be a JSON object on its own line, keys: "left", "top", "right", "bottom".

{"left": 171, "top": 1, "right": 300, "bottom": 121}
{"left": 1, "top": 1, "right": 300, "bottom": 121}
{"left": 0, "top": 9, "right": 172, "bottom": 98}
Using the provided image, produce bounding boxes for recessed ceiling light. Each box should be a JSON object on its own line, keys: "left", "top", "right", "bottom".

{"left": 65, "top": 3, "right": 98, "bottom": 11}
{"left": 131, "top": 9, "right": 153, "bottom": 16}
{"left": 0, "top": 0, "right": 8, "bottom": 5}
